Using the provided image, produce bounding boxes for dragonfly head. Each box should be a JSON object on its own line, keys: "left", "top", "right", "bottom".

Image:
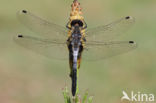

{"left": 71, "top": 19, "right": 83, "bottom": 27}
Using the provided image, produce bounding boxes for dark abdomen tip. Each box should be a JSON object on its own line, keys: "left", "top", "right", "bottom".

{"left": 18, "top": 34, "right": 23, "bottom": 38}
{"left": 129, "top": 41, "right": 134, "bottom": 44}
{"left": 22, "top": 10, "right": 27, "bottom": 13}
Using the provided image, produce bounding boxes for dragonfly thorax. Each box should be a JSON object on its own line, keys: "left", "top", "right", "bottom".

{"left": 71, "top": 24, "right": 82, "bottom": 48}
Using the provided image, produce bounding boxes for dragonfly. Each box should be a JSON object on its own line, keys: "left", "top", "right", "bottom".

{"left": 14, "top": 0, "right": 137, "bottom": 97}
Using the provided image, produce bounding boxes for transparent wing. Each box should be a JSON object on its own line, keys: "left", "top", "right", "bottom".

{"left": 86, "top": 16, "right": 135, "bottom": 42}
{"left": 17, "top": 10, "right": 67, "bottom": 41}
{"left": 82, "top": 41, "right": 137, "bottom": 61}
{"left": 14, "top": 35, "right": 68, "bottom": 60}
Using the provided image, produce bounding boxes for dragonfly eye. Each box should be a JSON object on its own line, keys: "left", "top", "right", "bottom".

{"left": 71, "top": 19, "right": 83, "bottom": 27}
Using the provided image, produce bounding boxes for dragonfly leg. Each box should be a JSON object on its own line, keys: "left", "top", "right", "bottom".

{"left": 66, "top": 21, "right": 71, "bottom": 29}
{"left": 82, "top": 20, "right": 87, "bottom": 30}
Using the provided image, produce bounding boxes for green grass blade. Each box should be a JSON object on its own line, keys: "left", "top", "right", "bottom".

{"left": 87, "top": 96, "right": 93, "bottom": 103}
{"left": 82, "top": 91, "right": 89, "bottom": 103}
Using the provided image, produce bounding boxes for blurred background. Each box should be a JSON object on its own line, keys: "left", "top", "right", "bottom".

{"left": 0, "top": 0, "right": 156, "bottom": 103}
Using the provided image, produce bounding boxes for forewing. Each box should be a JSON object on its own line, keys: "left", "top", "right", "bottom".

{"left": 17, "top": 10, "right": 67, "bottom": 41}
{"left": 83, "top": 41, "right": 137, "bottom": 61}
{"left": 86, "top": 16, "right": 135, "bottom": 42}
{"left": 14, "top": 35, "right": 68, "bottom": 60}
